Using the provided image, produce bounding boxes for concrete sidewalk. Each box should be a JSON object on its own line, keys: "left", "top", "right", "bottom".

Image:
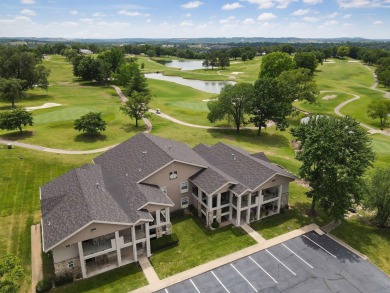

{"left": 241, "top": 223, "right": 266, "bottom": 243}
{"left": 131, "top": 223, "right": 319, "bottom": 293}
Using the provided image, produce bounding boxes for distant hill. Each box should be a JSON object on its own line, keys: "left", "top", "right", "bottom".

{"left": 1, "top": 36, "right": 389, "bottom": 45}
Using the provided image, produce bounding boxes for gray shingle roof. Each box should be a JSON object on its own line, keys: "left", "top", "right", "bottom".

{"left": 193, "top": 142, "right": 296, "bottom": 195}
{"left": 250, "top": 152, "right": 270, "bottom": 162}
{"left": 41, "top": 164, "right": 156, "bottom": 251}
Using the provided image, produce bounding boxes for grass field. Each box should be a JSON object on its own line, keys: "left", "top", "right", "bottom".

{"left": 0, "top": 55, "right": 142, "bottom": 150}
{"left": 0, "top": 147, "right": 94, "bottom": 292}
{"left": 150, "top": 214, "right": 256, "bottom": 279}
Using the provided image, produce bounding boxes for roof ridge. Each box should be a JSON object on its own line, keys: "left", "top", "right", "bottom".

{"left": 74, "top": 167, "right": 93, "bottom": 221}
{"left": 143, "top": 133, "right": 176, "bottom": 161}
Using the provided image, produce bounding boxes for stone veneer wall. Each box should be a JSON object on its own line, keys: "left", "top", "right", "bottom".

{"left": 281, "top": 192, "right": 289, "bottom": 209}
{"left": 54, "top": 256, "right": 81, "bottom": 279}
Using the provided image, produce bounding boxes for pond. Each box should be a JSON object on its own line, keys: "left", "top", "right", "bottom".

{"left": 156, "top": 59, "right": 204, "bottom": 71}
{"left": 145, "top": 73, "right": 235, "bottom": 94}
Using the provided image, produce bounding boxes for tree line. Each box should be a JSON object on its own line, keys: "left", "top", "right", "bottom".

{"left": 207, "top": 51, "right": 318, "bottom": 135}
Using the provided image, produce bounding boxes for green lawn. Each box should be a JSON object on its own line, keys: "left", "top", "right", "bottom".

{"left": 0, "top": 55, "right": 143, "bottom": 150}
{"left": 51, "top": 263, "right": 147, "bottom": 293}
{"left": 250, "top": 182, "right": 331, "bottom": 239}
{"left": 0, "top": 147, "right": 94, "bottom": 292}
{"left": 150, "top": 215, "right": 256, "bottom": 279}
{"left": 332, "top": 217, "right": 390, "bottom": 275}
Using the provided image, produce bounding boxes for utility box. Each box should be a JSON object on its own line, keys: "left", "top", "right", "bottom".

{"left": 7, "top": 143, "right": 13, "bottom": 149}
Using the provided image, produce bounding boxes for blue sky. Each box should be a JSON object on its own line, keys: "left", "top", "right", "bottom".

{"left": 0, "top": 0, "right": 389, "bottom": 39}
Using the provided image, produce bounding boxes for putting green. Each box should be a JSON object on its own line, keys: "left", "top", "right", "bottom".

{"left": 33, "top": 107, "right": 94, "bottom": 125}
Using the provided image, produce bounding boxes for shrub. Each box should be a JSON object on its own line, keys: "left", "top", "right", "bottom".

{"left": 36, "top": 279, "right": 52, "bottom": 293}
{"left": 211, "top": 220, "right": 220, "bottom": 229}
{"left": 151, "top": 233, "right": 179, "bottom": 252}
{"left": 170, "top": 209, "right": 185, "bottom": 220}
{"left": 54, "top": 272, "right": 73, "bottom": 287}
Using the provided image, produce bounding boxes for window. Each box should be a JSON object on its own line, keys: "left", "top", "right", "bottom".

{"left": 160, "top": 186, "right": 167, "bottom": 195}
{"left": 181, "top": 197, "right": 189, "bottom": 208}
{"left": 169, "top": 171, "right": 177, "bottom": 180}
{"left": 67, "top": 260, "right": 74, "bottom": 269}
{"left": 180, "top": 181, "right": 189, "bottom": 193}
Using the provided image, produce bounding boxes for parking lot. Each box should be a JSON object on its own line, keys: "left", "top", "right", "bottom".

{"left": 155, "top": 232, "right": 390, "bottom": 293}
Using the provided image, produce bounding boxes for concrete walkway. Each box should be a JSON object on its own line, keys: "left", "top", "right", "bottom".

{"left": 31, "top": 224, "right": 43, "bottom": 292}
{"left": 131, "top": 223, "right": 319, "bottom": 293}
{"left": 138, "top": 257, "right": 160, "bottom": 285}
{"left": 241, "top": 223, "right": 266, "bottom": 243}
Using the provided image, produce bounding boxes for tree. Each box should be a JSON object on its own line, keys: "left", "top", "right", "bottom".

{"left": 364, "top": 167, "right": 390, "bottom": 227}
{"left": 97, "top": 47, "right": 125, "bottom": 73}
{"left": 74, "top": 112, "right": 106, "bottom": 134}
{"left": 0, "top": 78, "right": 27, "bottom": 108}
{"left": 259, "top": 52, "right": 295, "bottom": 78}
{"left": 291, "top": 116, "right": 375, "bottom": 220}
{"left": 367, "top": 100, "right": 390, "bottom": 126}
{"left": 0, "top": 254, "right": 23, "bottom": 293}
{"left": 294, "top": 52, "right": 319, "bottom": 75}
{"left": 120, "top": 91, "right": 152, "bottom": 127}
{"left": 337, "top": 46, "right": 349, "bottom": 59}
{"left": 207, "top": 83, "right": 254, "bottom": 133}
{"left": 277, "top": 68, "right": 319, "bottom": 103}
{"left": 0, "top": 108, "right": 33, "bottom": 133}
{"left": 250, "top": 77, "right": 292, "bottom": 136}
{"left": 217, "top": 51, "right": 230, "bottom": 69}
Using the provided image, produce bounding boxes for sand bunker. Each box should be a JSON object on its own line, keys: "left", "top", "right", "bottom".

{"left": 348, "top": 61, "right": 360, "bottom": 63}
{"left": 323, "top": 61, "right": 335, "bottom": 64}
{"left": 322, "top": 95, "right": 337, "bottom": 100}
{"left": 202, "top": 99, "right": 217, "bottom": 102}
{"left": 231, "top": 72, "right": 244, "bottom": 75}
{"left": 25, "top": 103, "right": 62, "bottom": 111}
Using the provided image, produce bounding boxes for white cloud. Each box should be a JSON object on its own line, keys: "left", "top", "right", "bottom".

{"left": 291, "top": 9, "right": 309, "bottom": 16}
{"left": 80, "top": 18, "right": 94, "bottom": 23}
{"left": 180, "top": 21, "right": 193, "bottom": 27}
{"left": 222, "top": 2, "right": 244, "bottom": 10}
{"left": 276, "top": 0, "right": 298, "bottom": 8}
{"left": 343, "top": 22, "right": 353, "bottom": 27}
{"left": 55, "top": 21, "right": 79, "bottom": 27}
{"left": 20, "top": 0, "right": 35, "bottom": 4}
{"left": 337, "top": 0, "right": 390, "bottom": 8}
{"left": 20, "top": 9, "right": 36, "bottom": 16}
{"left": 323, "top": 20, "right": 338, "bottom": 26}
{"left": 219, "top": 16, "right": 238, "bottom": 24}
{"left": 343, "top": 14, "right": 352, "bottom": 19}
{"left": 303, "top": 16, "right": 320, "bottom": 22}
{"left": 118, "top": 10, "right": 149, "bottom": 17}
{"left": 181, "top": 1, "right": 203, "bottom": 9}
{"left": 243, "top": 0, "right": 274, "bottom": 9}
{"left": 258, "top": 12, "right": 277, "bottom": 21}
{"left": 185, "top": 13, "right": 192, "bottom": 17}
{"left": 302, "top": 0, "right": 322, "bottom": 4}
{"left": 325, "top": 12, "right": 338, "bottom": 18}
{"left": 92, "top": 12, "right": 105, "bottom": 17}
{"left": 242, "top": 18, "right": 255, "bottom": 24}
{"left": 373, "top": 20, "right": 383, "bottom": 24}
{"left": 69, "top": 10, "right": 78, "bottom": 16}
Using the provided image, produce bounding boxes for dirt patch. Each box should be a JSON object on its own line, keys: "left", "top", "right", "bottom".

{"left": 322, "top": 95, "right": 337, "bottom": 100}
{"left": 323, "top": 61, "right": 335, "bottom": 64}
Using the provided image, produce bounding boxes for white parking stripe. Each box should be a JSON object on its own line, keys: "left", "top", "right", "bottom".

{"left": 164, "top": 289, "right": 169, "bottom": 293}
{"left": 303, "top": 235, "right": 337, "bottom": 259}
{"left": 266, "top": 249, "right": 297, "bottom": 276}
{"left": 211, "top": 270, "right": 231, "bottom": 293}
{"left": 248, "top": 256, "right": 278, "bottom": 284}
{"left": 282, "top": 243, "right": 314, "bottom": 268}
{"left": 230, "top": 263, "right": 258, "bottom": 292}
{"left": 190, "top": 278, "right": 201, "bottom": 293}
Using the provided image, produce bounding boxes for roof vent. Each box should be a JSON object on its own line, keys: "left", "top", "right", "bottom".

{"left": 231, "top": 153, "right": 236, "bottom": 160}
{"left": 168, "top": 145, "right": 171, "bottom": 150}
{"left": 48, "top": 221, "right": 51, "bottom": 226}
{"left": 142, "top": 150, "right": 147, "bottom": 154}
{"left": 138, "top": 168, "right": 141, "bottom": 172}
{"left": 96, "top": 183, "right": 99, "bottom": 188}
{"left": 126, "top": 173, "right": 128, "bottom": 177}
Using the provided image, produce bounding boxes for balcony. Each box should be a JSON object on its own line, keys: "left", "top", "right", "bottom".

{"left": 83, "top": 234, "right": 115, "bottom": 256}
{"left": 263, "top": 189, "right": 279, "bottom": 202}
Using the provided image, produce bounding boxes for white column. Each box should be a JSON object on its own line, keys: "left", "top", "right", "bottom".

{"left": 236, "top": 196, "right": 242, "bottom": 226}
{"left": 77, "top": 242, "right": 87, "bottom": 278}
{"left": 115, "top": 231, "right": 122, "bottom": 267}
{"left": 145, "top": 222, "right": 151, "bottom": 257}
{"left": 229, "top": 192, "right": 233, "bottom": 221}
{"left": 165, "top": 207, "right": 170, "bottom": 223}
{"left": 277, "top": 184, "right": 283, "bottom": 213}
{"left": 156, "top": 210, "right": 161, "bottom": 226}
{"left": 131, "top": 226, "right": 137, "bottom": 262}
{"left": 256, "top": 191, "right": 262, "bottom": 220}
{"left": 246, "top": 194, "right": 251, "bottom": 223}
